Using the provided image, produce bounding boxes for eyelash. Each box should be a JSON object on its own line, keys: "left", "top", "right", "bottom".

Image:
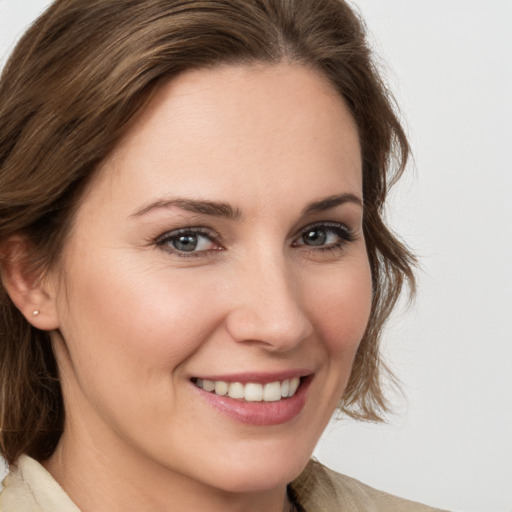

{"left": 155, "top": 228, "right": 222, "bottom": 258}
{"left": 155, "top": 222, "right": 355, "bottom": 259}
{"left": 292, "top": 222, "right": 355, "bottom": 253}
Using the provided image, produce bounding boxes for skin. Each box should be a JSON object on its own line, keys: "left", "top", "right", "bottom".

{"left": 38, "top": 63, "right": 373, "bottom": 512}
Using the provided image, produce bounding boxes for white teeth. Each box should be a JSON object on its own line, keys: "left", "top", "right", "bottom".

{"left": 214, "top": 381, "right": 228, "bottom": 396}
{"left": 228, "top": 382, "right": 244, "bottom": 399}
{"left": 263, "top": 381, "right": 282, "bottom": 402}
{"left": 289, "top": 377, "right": 300, "bottom": 397}
{"left": 195, "top": 377, "right": 302, "bottom": 401}
{"left": 281, "top": 379, "right": 290, "bottom": 397}
{"left": 245, "top": 383, "right": 263, "bottom": 402}
{"left": 203, "top": 379, "right": 215, "bottom": 392}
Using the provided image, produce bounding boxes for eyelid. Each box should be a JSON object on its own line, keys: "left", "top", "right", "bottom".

{"left": 292, "top": 221, "right": 354, "bottom": 245}
{"left": 152, "top": 221, "right": 355, "bottom": 259}
{"left": 155, "top": 226, "right": 217, "bottom": 243}
{"left": 155, "top": 226, "right": 224, "bottom": 257}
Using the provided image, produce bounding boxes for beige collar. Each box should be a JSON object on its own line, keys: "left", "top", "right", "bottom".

{"left": 0, "top": 455, "right": 80, "bottom": 512}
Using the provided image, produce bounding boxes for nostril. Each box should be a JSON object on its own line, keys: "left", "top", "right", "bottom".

{"left": 224, "top": 304, "right": 313, "bottom": 351}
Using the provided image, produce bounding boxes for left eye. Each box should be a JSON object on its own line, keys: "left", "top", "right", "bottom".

{"left": 294, "top": 223, "right": 353, "bottom": 248}
{"left": 157, "top": 229, "right": 217, "bottom": 254}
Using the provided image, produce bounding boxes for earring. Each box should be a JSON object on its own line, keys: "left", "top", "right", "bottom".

{"left": 32, "top": 310, "right": 40, "bottom": 316}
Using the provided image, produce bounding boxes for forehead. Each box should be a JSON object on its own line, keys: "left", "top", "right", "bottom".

{"left": 79, "top": 63, "right": 362, "bottom": 221}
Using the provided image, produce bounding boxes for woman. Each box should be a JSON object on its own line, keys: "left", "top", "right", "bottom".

{"left": 0, "top": 0, "right": 445, "bottom": 510}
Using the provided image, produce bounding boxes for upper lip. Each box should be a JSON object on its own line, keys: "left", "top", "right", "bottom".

{"left": 191, "top": 369, "right": 313, "bottom": 385}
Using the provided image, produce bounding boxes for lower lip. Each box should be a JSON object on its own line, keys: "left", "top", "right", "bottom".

{"left": 194, "top": 377, "right": 312, "bottom": 426}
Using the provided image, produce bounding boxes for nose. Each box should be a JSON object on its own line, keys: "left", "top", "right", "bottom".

{"left": 224, "top": 255, "right": 314, "bottom": 352}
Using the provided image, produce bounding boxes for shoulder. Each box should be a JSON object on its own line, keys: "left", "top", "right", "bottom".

{"left": 0, "top": 455, "right": 80, "bottom": 512}
{"left": 290, "top": 459, "right": 450, "bottom": 512}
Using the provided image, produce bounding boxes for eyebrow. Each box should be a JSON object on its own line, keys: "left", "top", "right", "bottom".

{"left": 131, "top": 198, "right": 242, "bottom": 219}
{"left": 132, "top": 192, "right": 362, "bottom": 220}
{"left": 302, "top": 193, "right": 363, "bottom": 215}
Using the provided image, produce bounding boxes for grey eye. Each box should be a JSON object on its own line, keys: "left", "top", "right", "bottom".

{"left": 294, "top": 223, "right": 354, "bottom": 249}
{"left": 172, "top": 234, "right": 200, "bottom": 252}
{"left": 158, "top": 229, "right": 218, "bottom": 255}
{"left": 302, "top": 229, "right": 328, "bottom": 246}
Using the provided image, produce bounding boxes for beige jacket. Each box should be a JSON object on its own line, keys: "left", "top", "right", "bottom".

{"left": 0, "top": 455, "right": 448, "bottom": 511}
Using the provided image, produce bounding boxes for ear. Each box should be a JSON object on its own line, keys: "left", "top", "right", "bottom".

{"left": 0, "top": 235, "right": 60, "bottom": 331}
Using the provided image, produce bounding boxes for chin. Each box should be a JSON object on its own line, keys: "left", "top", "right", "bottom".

{"left": 206, "top": 465, "right": 304, "bottom": 495}
{"left": 191, "top": 441, "right": 313, "bottom": 494}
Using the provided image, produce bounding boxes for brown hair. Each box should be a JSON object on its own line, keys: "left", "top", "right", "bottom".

{"left": 0, "top": 0, "right": 415, "bottom": 466}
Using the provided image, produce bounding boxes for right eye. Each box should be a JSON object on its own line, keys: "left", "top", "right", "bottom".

{"left": 156, "top": 228, "right": 221, "bottom": 256}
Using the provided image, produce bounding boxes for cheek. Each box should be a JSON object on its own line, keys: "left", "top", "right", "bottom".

{"left": 305, "top": 259, "right": 373, "bottom": 359}
{"left": 55, "top": 258, "right": 224, "bottom": 384}
{"left": 52, "top": 261, "right": 228, "bottom": 442}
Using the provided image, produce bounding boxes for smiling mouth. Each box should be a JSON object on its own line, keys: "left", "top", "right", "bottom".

{"left": 192, "top": 377, "right": 302, "bottom": 402}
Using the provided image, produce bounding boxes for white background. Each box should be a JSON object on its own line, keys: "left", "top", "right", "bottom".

{"left": 1, "top": 1, "right": 511, "bottom": 511}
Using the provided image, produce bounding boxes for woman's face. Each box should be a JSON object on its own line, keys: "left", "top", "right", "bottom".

{"left": 48, "top": 63, "right": 372, "bottom": 495}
